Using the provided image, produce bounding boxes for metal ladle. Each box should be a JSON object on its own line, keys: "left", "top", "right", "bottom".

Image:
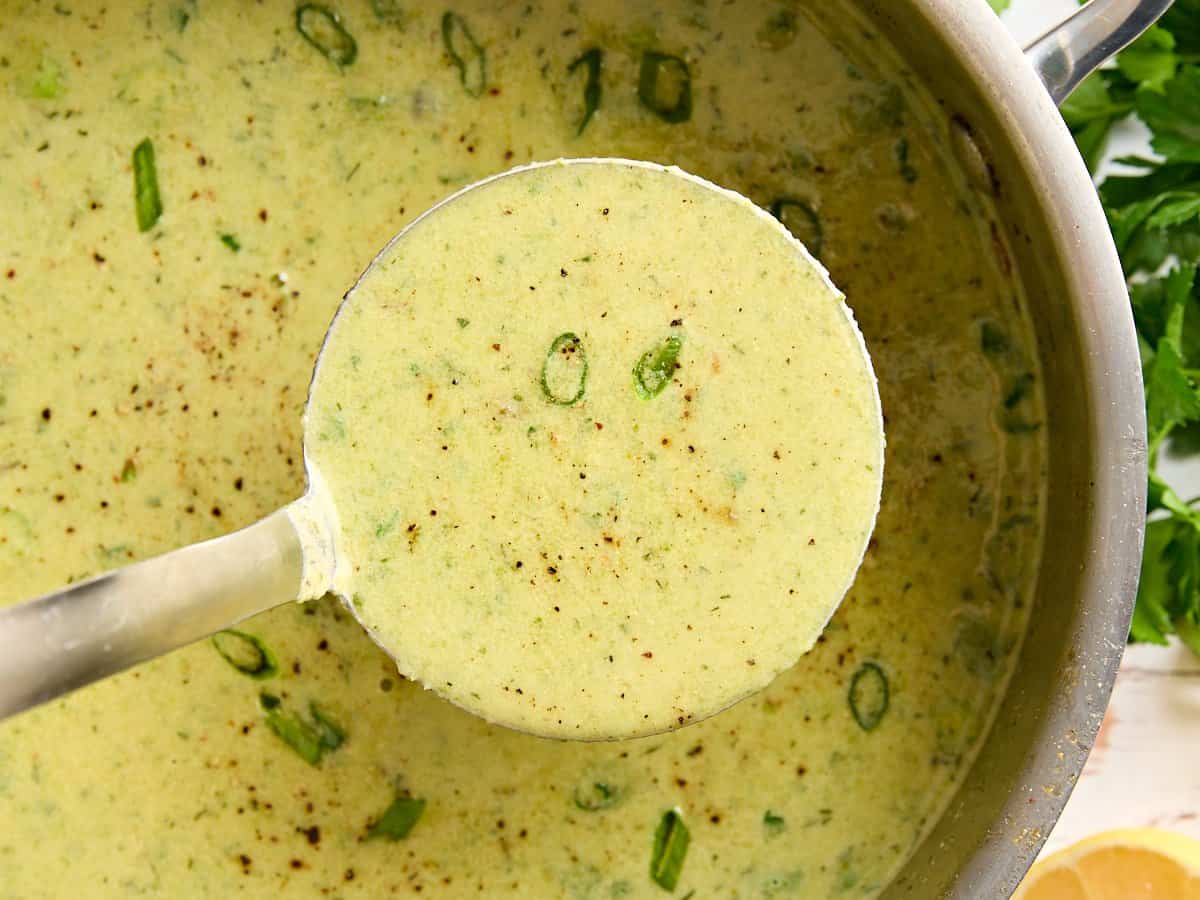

{"left": 0, "top": 158, "right": 881, "bottom": 737}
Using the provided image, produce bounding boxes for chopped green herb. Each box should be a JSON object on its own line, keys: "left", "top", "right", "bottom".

{"left": 442, "top": 11, "right": 486, "bottom": 98}
{"left": 540, "top": 332, "right": 589, "bottom": 406}
{"left": 638, "top": 52, "right": 692, "bottom": 124}
{"left": 309, "top": 703, "right": 345, "bottom": 751}
{"left": 1003, "top": 373, "right": 1035, "bottom": 409}
{"left": 757, "top": 8, "right": 797, "bottom": 51}
{"left": 169, "top": 0, "right": 197, "bottom": 32}
{"left": 633, "top": 334, "right": 684, "bottom": 399}
{"left": 119, "top": 458, "right": 137, "bottom": 482}
{"left": 573, "top": 780, "right": 621, "bottom": 811}
{"left": 978, "top": 320, "right": 1010, "bottom": 356}
{"left": 212, "top": 630, "right": 277, "bottom": 679}
{"left": 370, "top": 0, "right": 404, "bottom": 21}
{"left": 375, "top": 511, "right": 399, "bottom": 537}
{"left": 894, "top": 137, "right": 918, "bottom": 183}
{"left": 220, "top": 233, "right": 241, "bottom": 252}
{"left": 1000, "top": 417, "right": 1041, "bottom": 435}
{"left": 649, "top": 808, "right": 690, "bottom": 892}
{"left": 295, "top": 4, "right": 358, "bottom": 68}
{"left": 769, "top": 197, "right": 823, "bottom": 257}
{"left": 132, "top": 138, "right": 163, "bottom": 233}
{"left": 567, "top": 48, "right": 603, "bottom": 136}
{"left": 264, "top": 708, "right": 324, "bottom": 765}
{"left": 847, "top": 661, "right": 889, "bottom": 731}
{"left": 366, "top": 794, "right": 427, "bottom": 840}
{"left": 31, "top": 56, "right": 66, "bottom": 99}
{"left": 763, "top": 810, "right": 786, "bottom": 836}
{"left": 456, "top": 316, "right": 470, "bottom": 328}
{"left": 259, "top": 693, "right": 346, "bottom": 765}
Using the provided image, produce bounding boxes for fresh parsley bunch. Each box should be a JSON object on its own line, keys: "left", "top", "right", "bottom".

{"left": 1058, "top": 0, "right": 1200, "bottom": 652}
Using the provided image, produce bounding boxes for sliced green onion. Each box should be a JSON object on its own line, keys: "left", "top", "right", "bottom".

{"left": 170, "top": 0, "right": 197, "bottom": 32}
{"left": 769, "top": 197, "right": 823, "bottom": 257}
{"left": 541, "top": 332, "right": 588, "bottom": 406}
{"left": 366, "top": 794, "right": 427, "bottom": 840}
{"left": 309, "top": 702, "right": 345, "bottom": 751}
{"left": 1004, "top": 372, "right": 1035, "bottom": 409}
{"left": 649, "top": 808, "right": 690, "bottom": 891}
{"left": 132, "top": 138, "right": 163, "bottom": 233}
{"left": 763, "top": 810, "right": 786, "bottom": 836}
{"left": 847, "top": 661, "right": 889, "bottom": 731}
{"left": 633, "top": 334, "right": 684, "bottom": 399}
{"left": 212, "top": 630, "right": 277, "bottom": 679}
{"left": 567, "top": 48, "right": 603, "bottom": 136}
{"left": 442, "top": 11, "right": 486, "bottom": 98}
{"left": 757, "top": 9, "right": 797, "bottom": 50}
{"left": 370, "top": 0, "right": 403, "bottom": 21}
{"left": 979, "top": 320, "right": 1010, "bottom": 356}
{"left": 1001, "top": 417, "right": 1041, "bottom": 435}
{"left": 220, "top": 233, "right": 241, "bottom": 252}
{"left": 264, "top": 707, "right": 324, "bottom": 765}
{"left": 894, "top": 137, "right": 919, "bottom": 183}
{"left": 259, "top": 693, "right": 346, "bottom": 765}
{"left": 573, "top": 780, "right": 621, "bottom": 811}
{"left": 638, "top": 52, "right": 692, "bottom": 123}
{"left": 295, "top": 4, "right": 358, "bottom": 68}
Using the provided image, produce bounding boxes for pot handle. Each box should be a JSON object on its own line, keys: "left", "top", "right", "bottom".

{"left": 1025, "top": 0, "right": 1174, "bottom": 106}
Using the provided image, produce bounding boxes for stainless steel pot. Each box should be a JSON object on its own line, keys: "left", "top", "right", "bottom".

{"left": 863, "top": 1, "right": 1162, "bottom": 896}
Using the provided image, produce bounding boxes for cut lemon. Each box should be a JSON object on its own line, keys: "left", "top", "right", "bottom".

{"left": 1015, "top": 828, "right": 1200, "bottom": 899}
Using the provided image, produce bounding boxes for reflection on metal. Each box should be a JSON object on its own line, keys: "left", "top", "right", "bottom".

{"left": 1026, "top": 0, "right": 1175, "bottom": 106}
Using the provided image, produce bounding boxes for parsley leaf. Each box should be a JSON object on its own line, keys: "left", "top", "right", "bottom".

{"left": 1061, "top": 72, "right": 1136, "bottom": 169}
{"left": 1066, "top": 4, "right": 1200, "bottom": 656}
{"left": 1139, "top": 68, "right": 1200, "bottom": 161}
{"left": 1117, "top": 26, "right": 1179, "bottom": 92}
{"left": 1142, "top": 266, "right": 1200, "bottom": 450}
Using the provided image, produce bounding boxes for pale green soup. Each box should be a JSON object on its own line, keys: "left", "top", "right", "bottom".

{"left": 304, "top": 159, "right": 884, "bottom": 741}
{"left": 0, "top": 0, "right": 1044, "bottom": 896}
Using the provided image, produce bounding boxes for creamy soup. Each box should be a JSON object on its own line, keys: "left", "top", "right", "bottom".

{"left": 304, "top": 159, "right": 884, "bottom": 740}
{"left": 0, "top": 0, "right": 1044, "bottom": 896}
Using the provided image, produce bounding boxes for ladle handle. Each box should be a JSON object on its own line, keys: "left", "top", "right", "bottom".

{"left": 1025, "top": 0, "right": 1175, "bottom": 106}
{"left": 0, "top": 508, "right": 303, "bottom": 720}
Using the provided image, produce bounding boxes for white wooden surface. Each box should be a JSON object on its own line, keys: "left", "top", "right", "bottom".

{"left": 1043, "top": 644, "right": 1200, "bottom": 853}
{"left": 999, "top": 0, "right": 1200, "bottom": 859}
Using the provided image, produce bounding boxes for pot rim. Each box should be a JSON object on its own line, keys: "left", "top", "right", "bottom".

{"left": 903, "top": 0, "right": 1148, "bottom": 893}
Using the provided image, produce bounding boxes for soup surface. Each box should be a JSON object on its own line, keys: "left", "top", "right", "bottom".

{"left": 0, "top": 0, "right": 1044, "bottom": 896}
{"left": 305, "top": 159, "right": 884, "bottom": 740}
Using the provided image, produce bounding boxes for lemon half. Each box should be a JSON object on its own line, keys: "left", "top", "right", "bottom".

{"left": 1015, "top": 828, "right": 1200, "bottom": 899}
